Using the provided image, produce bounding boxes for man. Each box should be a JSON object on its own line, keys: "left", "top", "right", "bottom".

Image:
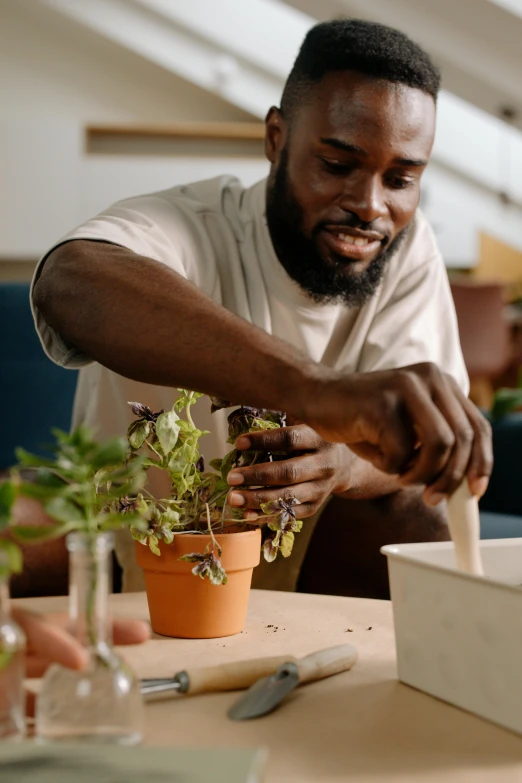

{"left": 31, "top": 19, "right": 491, "bottom": 597}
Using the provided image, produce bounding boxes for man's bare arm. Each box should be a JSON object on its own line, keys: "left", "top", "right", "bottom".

{"left": 34, "top": 240, "right": 321, "bottom": 417}
{"left": 34, "top": 240, "right": 492, "bottom": 497}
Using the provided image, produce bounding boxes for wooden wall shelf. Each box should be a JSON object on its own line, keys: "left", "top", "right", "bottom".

{"left": 86, "top": 122, "right": 266, "bottom": 157}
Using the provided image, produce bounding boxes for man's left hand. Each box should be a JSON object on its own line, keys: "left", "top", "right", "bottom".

{"left": 226, "top": 424, "right": 353, "bottom": 518}
{"left": 13, "top": 608, "right": 151, "bottom": 678}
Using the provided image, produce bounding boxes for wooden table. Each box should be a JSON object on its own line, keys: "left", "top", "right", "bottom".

{"left": 16, "top": 590, "right": 522, "bottom": 782}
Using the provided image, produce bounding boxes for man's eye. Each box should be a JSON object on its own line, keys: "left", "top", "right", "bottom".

{"left": 320, "top": 158, "right": 353, "bottom": 174}
{"left": 388, "top": 176, "right": 415, "bottom": 190}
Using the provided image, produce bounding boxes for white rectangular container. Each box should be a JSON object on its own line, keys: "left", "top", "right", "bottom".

{"left": 382, "top": 538, "right": 522, "bottom": 734}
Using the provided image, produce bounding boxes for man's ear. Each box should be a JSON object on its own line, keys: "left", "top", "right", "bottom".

{"left": 265, "top": 107, "right": 286, "bottom": 164}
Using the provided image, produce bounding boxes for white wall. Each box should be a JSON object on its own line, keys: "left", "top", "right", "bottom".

{"left": 423, "top": 162, "right": 522, "bottom": 267}
{"left": 0, "top": 0, "right": 264, "bottom": 258}
{"left": 0, "top": 0, "right": 254, "bottom": 124}
{"left": 2, "top": 0, "right": 522, "bottom": 267}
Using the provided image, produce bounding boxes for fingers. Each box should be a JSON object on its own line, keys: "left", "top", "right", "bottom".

{"left": 419, "top": 380, "right": 473, "bottom": 504}
{"left": 448, "top": 382, "right": 493, "bottom": 497}
{"left": 13, "top": 609, "right": 151, "bottom": 679}
{"left": 226, "top": 448, "right": 337, "bottom": 517}
{"left": 400, "top": 371, "right": 472, "bottom": 501}
{"left": 235, "top": 424, "right": 323, "bottom": 453}
{"left": 229, "top": 480, "right": 324, "bottom": 519}
{"left": 113, "top": 618, "right": 151, "bottom": 645}
{"left": 399, "top": 371, "right": 492, "bottom": 504}
{"left": 390, "top": 367, "right": 492, "bottom": 501}
{"left": 227, "top": 452, "right": 335, "bottom": 489}
{"left": 301, "top": 363, "right": 492, "bottom": 497}
{"left": 369, "top": 370, "right": 455, "bottom": 480}
{"left": 12, "top": 609, "right": 88, "bottom": 676}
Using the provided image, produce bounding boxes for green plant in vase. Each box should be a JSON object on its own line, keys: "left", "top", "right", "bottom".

{"left": 126, "top": 390, "right": 303, "bottom": 585}
{"left": 0, "top": 428, "right": 148, "bottom": 745}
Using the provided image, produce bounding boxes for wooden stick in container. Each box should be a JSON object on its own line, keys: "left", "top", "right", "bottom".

{"left": 446, "top": 482, "right": 484, "bottom": 576}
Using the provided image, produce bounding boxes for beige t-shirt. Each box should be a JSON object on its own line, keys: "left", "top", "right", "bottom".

{"left": 31, "top": 175, "right": 467, "bottom": 589}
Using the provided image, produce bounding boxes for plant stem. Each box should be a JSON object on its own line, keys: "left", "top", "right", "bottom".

{"left": 185, "top": 394, "right": 195, "bottom": 429}
{"left": 85, "top": 533, "right": 98, "bottom": 652}
{"left": 145, "top": 440, "right": 162, "bottom": 460}
{"left": 205, "top": 502, "right": 221, "bottom": 557}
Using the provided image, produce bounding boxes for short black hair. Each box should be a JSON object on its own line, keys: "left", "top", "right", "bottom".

{"left": 281, "top": 19, "right": 440, "bottom": 119}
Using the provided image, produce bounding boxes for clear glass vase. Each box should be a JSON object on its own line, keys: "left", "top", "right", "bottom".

{"left": 0, "top": 573, "right": 26, "bottom": 741}
{"left": 36, "top": 531, "right": 143, "bottom": 745}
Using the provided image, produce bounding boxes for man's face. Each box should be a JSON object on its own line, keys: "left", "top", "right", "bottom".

{"left": 265, "top": 72, "right": 436, "bottom": 306}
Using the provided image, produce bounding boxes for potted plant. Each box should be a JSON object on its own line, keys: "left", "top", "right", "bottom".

{"left": 125, "top": 390, "right": 302, "bottom": 639}
{"left": 0, "top": 429, "right": 148, "bottom": 744}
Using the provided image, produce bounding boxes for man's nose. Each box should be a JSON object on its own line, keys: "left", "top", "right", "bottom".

{"left": 339, "top": 174, "right": 388, "bottom": 224}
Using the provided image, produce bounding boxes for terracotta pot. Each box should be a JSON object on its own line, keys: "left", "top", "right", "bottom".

{"left": 135, "top": 528, "right": 261, "bottom": 638}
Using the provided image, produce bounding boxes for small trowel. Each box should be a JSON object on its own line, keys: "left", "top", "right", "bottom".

{"left": 227, "top": 643, "right": 358, "bottom": 721}
{"left": 141, "top": 643, "right": 358, "bottom": 718}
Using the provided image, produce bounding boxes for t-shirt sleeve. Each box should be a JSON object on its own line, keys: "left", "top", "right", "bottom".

{"left": 356, "top": 212, "right": 469, "bottom": 394}
{"left": 31, "top": 193, "right": 196, "bottom": 369}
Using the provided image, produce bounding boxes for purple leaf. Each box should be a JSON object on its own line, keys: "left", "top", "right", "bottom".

{"left": 127, "top": 401, "right": 163, "bottom": 422}
{"left": 210, "top": 396, "right": 231, "bottom": 413}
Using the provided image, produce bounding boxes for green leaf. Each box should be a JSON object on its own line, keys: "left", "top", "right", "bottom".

{"left": 141, "top": 457, "right": 161, "bottom": 469}
{"left": 250, "top": 419, "right": 280, "bottom": 432}
{"left": 101, "top": 471, "right": 147, "bottom": 499}
{"left": 263, "top": 536, "right": 279, "bottom": 563}
{"left": 128, "top": 420, "right": 153, "bottom": 450}
{"left": 17, "top": 480, "right": 68, "bottom": 502}
{"left": 261, "top": 500, "right": 284, "bottom": 516}
{"left": 90, "top": 438, "right": 129, "bottom": 470}
{"left": 11, "top": 522, "right": 75, "bottom": 541}
{"left": 220, "top": 449, "right": 239, "bottom": 481}
{"left": 155, "top": 409, "right": 181, "bottom": 454}
{"left": 15, "top": 448, "right": 57, "bottom": 468}
{"left": 179, "top": 553, "right": 206, "bottom": 563}
{"left": 263, "top": 530, "right": 282, "bottom": 562}
{"left": 209, "top": 458, "right": 223, "bottom": 472}
{"left": 159, "top": 527, "right": 175, "bottom": 544}
{"left": 0, "top": 651, "right": 14, "bottom": 671}
{"left": 44, "top": 497, "right": 86, "bottom": 525}
{"left": 97, "top": 512, "right": 147, "bottom": 532}
{"left": 167, "top": 456, "right": 186, "bottom": 475}
{"left": 0, "top": 539, "right": 23, "bottom": 575}
{"left": 161, "top": 507, "right": 181, "bottom": 526}
{"left": 27, "top": 469, "right": 67, "bottom": 489}
{"left": 0, "top": 482, "right": 16, "bottom": 530}
{"left": 208, "top": 556, "right": 227, "bottom": 586}
{"left": 173, "top": 389, "right": 203, "bottom": 413}
{"left": 490, "top": 388, "right": 522, "bottom": 420}
{"left": 131, "top": 527, "right": 147, "bottom": 543}
{"left": 280, "top": 531, "right": 295, "bottom": 558}
{"left": 148, "top": 535, "right": 161, "bottom": 556}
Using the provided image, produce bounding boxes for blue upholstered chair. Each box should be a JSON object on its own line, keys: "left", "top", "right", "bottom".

{"left": 0, "top": 281, "right": 78, "bottom": 470}
{"left": 479, "top": 412, "right": 522, "bottom": 539}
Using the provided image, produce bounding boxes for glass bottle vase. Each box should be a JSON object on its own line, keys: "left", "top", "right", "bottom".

{"left": 0, "top": 572, "right": 26, "bottom": 741}
{"left": 35, "top": 531, "right": 143, "bottom": 745}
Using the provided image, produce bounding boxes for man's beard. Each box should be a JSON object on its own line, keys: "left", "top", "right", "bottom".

{"left": 265, "top": 148, "right": 409, "bottom": 307}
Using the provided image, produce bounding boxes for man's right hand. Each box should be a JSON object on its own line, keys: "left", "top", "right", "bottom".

{"left": 302, "top": 362, "right": 492, "bottom": 505}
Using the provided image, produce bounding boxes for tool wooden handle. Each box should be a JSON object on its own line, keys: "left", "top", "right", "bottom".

{"left": 446, "top": 482, "right": 484, "bottom": 576}
{"left": 295, "top": 644, "right": 358, "bottom": 684}
{"left": 186, "top": 655, "right": 298, "bottom": 695}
